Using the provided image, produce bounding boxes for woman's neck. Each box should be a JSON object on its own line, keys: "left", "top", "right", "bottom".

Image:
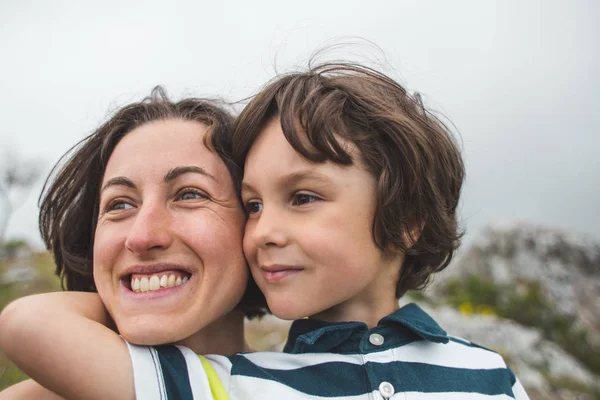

{"left": 175, "top": 308, "right": 249, "bottom": 355}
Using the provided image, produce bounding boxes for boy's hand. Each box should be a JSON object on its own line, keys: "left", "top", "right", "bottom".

{"left": 0, "top": 292, "right": 134, "bottom": 400}
{"left": 0, "top": 379, "right": 65, "bottom": 400}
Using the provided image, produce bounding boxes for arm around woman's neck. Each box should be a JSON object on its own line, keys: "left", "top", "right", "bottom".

{"left": 0, "top": 379, "right": 65, "bottom": 400}
{"left": 0, "top": 292, "right": 134, "bottom": 400}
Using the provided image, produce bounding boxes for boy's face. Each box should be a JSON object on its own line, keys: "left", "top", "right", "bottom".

{"left": 241, "top": 118, "right": 403, "bottom": 323}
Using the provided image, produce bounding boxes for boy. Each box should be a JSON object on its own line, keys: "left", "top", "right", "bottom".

{"left": 127, "top": 62, "right": 529, "bottom": 399}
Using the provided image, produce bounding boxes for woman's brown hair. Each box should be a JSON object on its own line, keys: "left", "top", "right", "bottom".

{"left": 233, "top": 63, "right": 465, "bottom": 298}
{"left": 39, "top": 87, "right": 266, "bottom": 318}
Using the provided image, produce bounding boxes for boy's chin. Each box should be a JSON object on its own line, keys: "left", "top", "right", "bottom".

{"left": 267, "top": 301, "right": 311, "bottom": 321}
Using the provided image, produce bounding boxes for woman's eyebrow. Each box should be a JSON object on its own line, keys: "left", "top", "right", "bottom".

{"left": 100, "top": 177, "right": 136, "bottom": 193}
{"left": 100, "top": 166, "right": 217, "bottom": 193}
{"left": 164, "top": 166, "right": 217, "bottom": 183}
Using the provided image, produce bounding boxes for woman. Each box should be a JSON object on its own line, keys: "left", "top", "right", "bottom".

{"left": 0, "top": 87, "right": 265, "bottom": 398}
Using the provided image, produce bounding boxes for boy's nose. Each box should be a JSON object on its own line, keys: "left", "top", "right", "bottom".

{"left": 250, "top": 206, "right": 289, "bottom": 248}
{"left": 125, "top": 203, "right": 173, "bottom": 255}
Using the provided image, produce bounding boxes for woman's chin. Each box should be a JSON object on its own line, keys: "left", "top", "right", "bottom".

{"left": 117, "top": 320, "right": 186, "bottom": 346}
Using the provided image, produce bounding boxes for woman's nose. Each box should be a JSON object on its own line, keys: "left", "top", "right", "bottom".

{"left": 125, "top": 203, "right": 173, "bottom": 255}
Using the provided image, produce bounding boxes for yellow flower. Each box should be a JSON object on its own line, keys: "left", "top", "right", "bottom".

{"left": 459, "top": 302, "right": 473, "bottom": 316}
{"left": 475, "top": 304, "right": 497, "bottom": 317}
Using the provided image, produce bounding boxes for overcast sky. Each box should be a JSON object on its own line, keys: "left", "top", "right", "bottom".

{"left": 1, "top": 0, "right": 598, "bottom": 248}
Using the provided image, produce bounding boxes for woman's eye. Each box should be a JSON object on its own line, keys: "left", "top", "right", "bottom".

{"left": 108, "top": 201, "right": 134, "bottom": 212}
{"left": 245, "top": 201, "right": 263, "bottom": 215}
{"left": 292, "top": 193, "right": 320, "bottom": 206}
{"left": 177, "top": 189, "right": 208, "bottom": 201}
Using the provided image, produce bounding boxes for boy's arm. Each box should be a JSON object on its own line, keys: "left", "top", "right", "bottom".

{"left": 0, "top": 292, "right": 134, "bottom": 400}
{"left": 0, "top": 379, "right": 65, "bottom": 400}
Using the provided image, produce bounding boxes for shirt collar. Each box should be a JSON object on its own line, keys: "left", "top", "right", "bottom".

{"left": 284, "top": 303, "right": 448, "bottom": 354}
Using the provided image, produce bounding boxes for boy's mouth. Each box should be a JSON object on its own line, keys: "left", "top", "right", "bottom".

{"left": 261, "top": 264, "right": 304, "bottom": 283}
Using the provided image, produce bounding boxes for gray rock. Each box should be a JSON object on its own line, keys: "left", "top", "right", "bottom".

{"left": 420, "top": 221, "right": 600, "bottom": 398}
{"left": 411, "top": 303, "right": 597, "bottom": 389}
{"left": 431, "top": 220, "right": 600, "bottom": 337}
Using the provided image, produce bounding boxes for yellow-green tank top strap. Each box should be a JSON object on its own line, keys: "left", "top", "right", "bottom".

{"left": 198, "top": 355, "right": 230, "bottom": 400}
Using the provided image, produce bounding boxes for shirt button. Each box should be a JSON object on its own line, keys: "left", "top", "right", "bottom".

{"left": 369, "top": 333, "right": 384, "bottom": 346}
{"left": 378, "top": 381, "right": 395, "bottom": 398}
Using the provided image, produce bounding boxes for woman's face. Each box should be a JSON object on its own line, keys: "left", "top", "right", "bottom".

{"left": 93, "top": 119, "right": 248, "bottom": 345}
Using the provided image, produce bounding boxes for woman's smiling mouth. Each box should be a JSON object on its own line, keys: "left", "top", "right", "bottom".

{"left": 130, "top": 271, "right": 190, "bottom": 293}
{"left": 120, "top": 265, "right": 193, "bottom": 294}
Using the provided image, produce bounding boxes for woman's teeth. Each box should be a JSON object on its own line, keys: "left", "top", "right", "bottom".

{"left": 130, "top": 274, "right": 189, "bottom": 293}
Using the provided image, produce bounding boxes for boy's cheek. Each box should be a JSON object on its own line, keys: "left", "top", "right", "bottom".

{"left": 242, "top": 238, "right": 257, "bottom": 265}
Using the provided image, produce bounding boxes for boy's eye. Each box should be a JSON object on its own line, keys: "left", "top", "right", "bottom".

{"left": 245, "top": 201, "right": 263, "bottom": 215}
{"left": 292, "top": 193, "right": 320, "bottom": 206}
{"left": 176, "top": 188, "right": 208, "bottom": 201}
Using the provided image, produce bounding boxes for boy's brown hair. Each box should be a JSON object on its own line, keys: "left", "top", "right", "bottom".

{"left": 39, "top": 86, "right": 267, "bottom": 318}
{"left": 233, "top": 62, "right": 465, "bottom": 298}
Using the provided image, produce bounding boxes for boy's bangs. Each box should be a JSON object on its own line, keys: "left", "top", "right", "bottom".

{"left": 275, "top": 76, "right": 355, "bottom": 166}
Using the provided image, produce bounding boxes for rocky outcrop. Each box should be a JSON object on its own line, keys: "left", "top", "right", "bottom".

{"left": 422, "top": 221, "right": 600, "bottom": 399}
{"left": 411, "top": 303, "right": 598, "bottom": 399}
{"left": 431, "top": 221, "right": 600, "bottom": 337}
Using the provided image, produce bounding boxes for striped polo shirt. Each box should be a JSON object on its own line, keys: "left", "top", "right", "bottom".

{"left": 127, "top": 303, "right": 529, "bottom": 399}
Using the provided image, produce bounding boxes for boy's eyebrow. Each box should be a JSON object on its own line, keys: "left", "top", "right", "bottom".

{"left": 100, "top": 177, "right": 136, "bottom": 193}
{"left": 280, "top": 170, "right": 333, "bottom": 187}
{"left": 242, "top": 170, "right": 334, "bottom": 193}
{"left": 164, "top": 166, "right": 217, "bottom": 183}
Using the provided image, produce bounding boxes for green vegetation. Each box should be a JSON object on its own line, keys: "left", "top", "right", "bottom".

{"left": 0, "top": 248, "right": 61, "bottom": 391}
{"left": 406, "top": 290, "right": 432, "bottom": 305}
{"left": 0, "top": 239, "right": 29, "bottom": 260}
{"left": 444, "top": 275, "right": 600, "bottom": 377}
